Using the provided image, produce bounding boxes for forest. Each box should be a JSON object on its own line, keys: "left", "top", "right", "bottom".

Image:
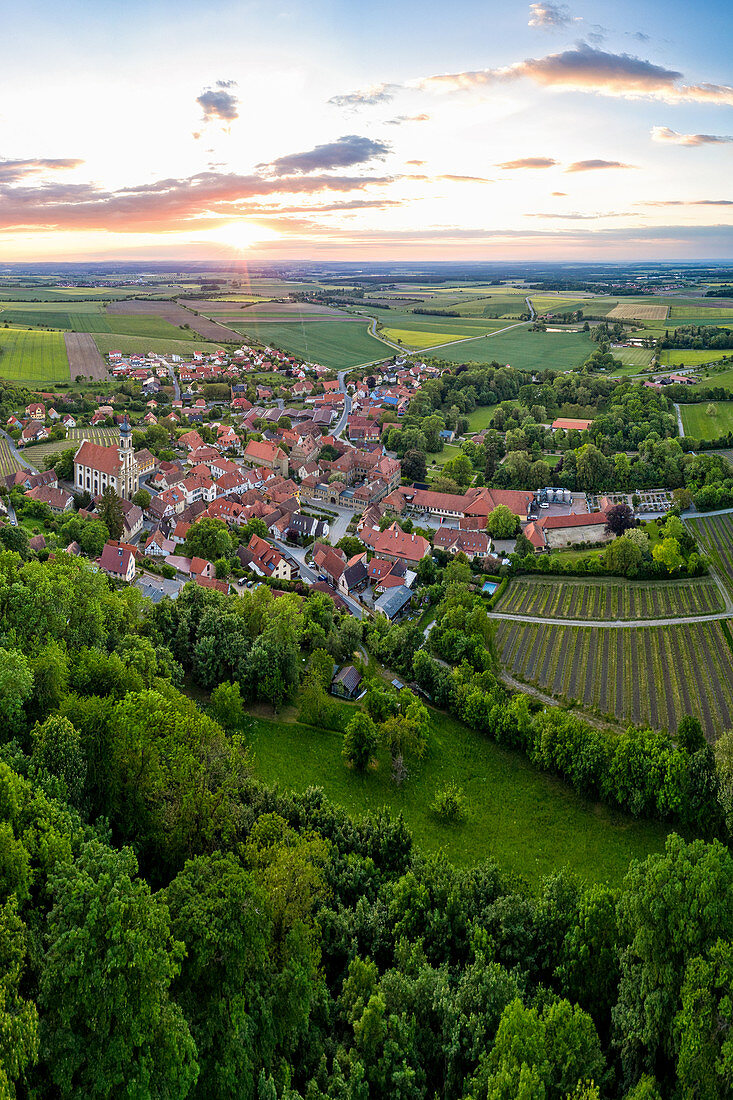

{"left": 0, "top": 550, "right": 731, "bottom": 1097}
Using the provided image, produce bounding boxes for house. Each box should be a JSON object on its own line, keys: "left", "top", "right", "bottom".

{"left": 524, "top": 510, "right": 610, "bottom": 551}
{"left": 238, "top": 534, "right": 292, "bottom": 581}
{"left": 98, "top": 542, "right": 136, "bottom": 582}
{"left": 143, "top": 530, "right": 176, "bottom": 557}
{"left": 189, "top": 557, "right": 214, "bottom": 581}
{"left": 24, "top": 485, "right": 73, "bottom": 513}
{"left": 19, "top": 422, "right": 49, "bottom": 446}
{"left": 74, "top": 418, "right": 139, "bottom": 499}
{"left": 369, "top": 522, "right": 429, "bottom": 565}
{"left": 134, "top": 448, "right": 155, "bottom": 475}
{"left": 433, "top": 529, "right": 492, "bottom": 558}
{"left": 374, "top": 585, "right": 413, "bottom": 621}
{"left": 25, "top": 403, "right": 45, "bottom": 420}
{"left": 339, "top": 554, "right": 368, "bottom": 596}
{"left": 331, "top": 665, "right": 363, "bottom": 700}
{"left": 242, "top": 439, "right": 288, "bottom": 476}
{"left": 62, "top": 414, "right": 77, "bottom": 428}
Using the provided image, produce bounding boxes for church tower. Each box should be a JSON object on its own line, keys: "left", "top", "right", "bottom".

{"left": 118, "top": 415, "right": 139, "bottom": 499}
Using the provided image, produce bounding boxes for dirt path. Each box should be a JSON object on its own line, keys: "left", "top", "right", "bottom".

{"left": 497, "top": 670, "right": 620, "bottom": 731}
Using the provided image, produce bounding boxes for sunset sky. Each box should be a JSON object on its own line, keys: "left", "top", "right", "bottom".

{"left": 2, "top": 0, "right": 732, "bottom": 261}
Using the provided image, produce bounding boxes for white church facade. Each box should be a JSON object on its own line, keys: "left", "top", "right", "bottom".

{"left": 74, "top": 416, "right": 139, "bottom": 499}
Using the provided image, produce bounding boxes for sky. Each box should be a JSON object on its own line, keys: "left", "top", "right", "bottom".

{"left": 1, "top": 0, "right": 732, "bottom": 262}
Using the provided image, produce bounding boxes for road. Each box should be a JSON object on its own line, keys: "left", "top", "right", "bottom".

{"left": 525, "top": 296, "right": 536, "bottom": 321}
{"left": 161, "top": 358, "right": 181, "bottom": 401}
{"left": 488, "top": 607, "right": 732, "bottom": 629}
{"left": 0, "top": 429, "right": 38, "bottom": 473}
{"left": 333, "top": 368, "right": 353, "bottom": 438}
{"left": 673, "top": 402, "right": 685, "bottom": 437}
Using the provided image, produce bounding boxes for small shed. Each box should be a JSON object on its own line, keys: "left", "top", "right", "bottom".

{"left": 331, "top": 665, "right": 363, "bottom": 700}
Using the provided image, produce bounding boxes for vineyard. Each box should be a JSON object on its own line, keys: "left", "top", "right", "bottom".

{"left": 21, "top": 427, "right": 117, "bottom": 469}
{"left": 685, "top": 513, "right": 733, "bottom": 597}
{"left": 0, "top": 436, "right": 25, "bottom": 477}
{"left": 496, "top": 619, "right": 733, "bottom": 739}
{"left": 494, "top": 577, "right": 725, "bottom": 620}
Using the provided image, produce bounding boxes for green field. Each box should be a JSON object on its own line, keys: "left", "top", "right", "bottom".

{"left": 231, "top": 318, "right": 389, "bottom": 368}
{"left": 661, "top": 349, "right": 732, "bottom": 367}
{"left": 381, "top": 327, "right": 475, "bottom": 349}
{"left": 248, "top": 707, "right": 669, "bottom": 887}
{"left": 612, "top": 346, "right": 655, "bottom": 368}
{"left": 0, "top": 286, "right": 194, "bottom": 302}
{"left": 495, "top": 576, "right": 724, "bottom": 621}
{"left": 530, "top": 295, "right": 590, "bottom": 314}
{"left": 679, "top": 402, "right": 733, "bottom": 439}
{"left": 426, "top": 327, "right": 594, "bottom": 371}
{"left": 92, "top": 333, "right": 220, "bottom": 357}
{"left": 669, "top": 305, "right": 733, "bottom": 321}
{"left": 496, "top": 618, "right": 733, "bottom": 740}
{"left": 0, "top": 328, "right": 69, "bottom": 383}
{"left": 685, "top": 513, "right": 733, "bottom": 599}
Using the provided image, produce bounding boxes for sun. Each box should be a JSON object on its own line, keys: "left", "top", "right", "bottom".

{"left": 200, "top": 220, "right": 279, "bottom": 251}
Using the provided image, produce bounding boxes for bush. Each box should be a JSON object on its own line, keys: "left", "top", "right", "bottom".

{"left": 430, "top": 782, "right": 467, "bottom": 823}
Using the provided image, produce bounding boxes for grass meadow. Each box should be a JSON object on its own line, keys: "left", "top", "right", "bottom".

{"left": 247, "top": 705, "right": 669, "bottom": 888}
{"left": 679, "top": 401, "right": 733, "bottom": 439}
{"left": 230, "top": 318, "right": 389, "bottom": 368}
{"left": 426, "top": 327, "right": 594, "bottom": 371}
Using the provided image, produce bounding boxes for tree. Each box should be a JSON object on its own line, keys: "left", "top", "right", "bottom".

{"left": 487, "top": 505, "right": 519, "bottom": 539}
{"left": 677, "top": 714, "right": 705, "bottom": 754}
{"left": 50, "top": 448, "right": 75, "bottom": 482}
{"left": 209, "top": 680, "right": 245, "bottom": 731}
{"left": 604, "top": 536, "right": 642, "bottom": 578}
{"left": 132, "top": 488, "right": 151, "bottom": 510}
{"left": 184, "top": 518, "right": 233, "bottom": 563}
{"left": 97, "top": 486, "right": 124, "bottom": 541}
{"left": 0, "top": 648, "right": 33, "bottom": 735}
{"left": 342, "top": 712, "right": 378, "bottom": 772}
{"left": 309, "top": 648, "right": 335, "bottom": 689}
{"left": 402, "top": 449, "right": 427, "bottom": 482}
{"left": 714, "top": 728, "right": 733, "bottom": 836}
{"left": 513, "top": 529, "right": 534, "bottom": 557}
{"left": 430, "top": 782, "right": 466, "bottom": 823}
{"left": 0, "top": 897, "right": 39, "bottom": 1097}
{"left": 443, "top": 454, "right": 473, "bottom": 487}
{"left": 672, "top": 487, "right": 693, "bottom": 511}
{"left": 31, "top": 714, "right": 86, "bottom": 807}
{"left": 652, "top": 536, "right": 684, "bottom": 574}
{"left": 613, "top": 835, "right": 733, "bottom": 1089}
{"left": 605, "top": 502, "right": 636, "bottom": 536}
{"left": 39, "top": 840, "right": 198, "bottom": 1098}
{"left": 707, "top": 403, "right": 717, "bottom": 416}
{"left": 674, "top": 939, "right": 733, "bottom": 1097}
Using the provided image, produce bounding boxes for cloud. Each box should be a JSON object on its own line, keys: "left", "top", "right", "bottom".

{"left": 406, "top": 159, "right": 426, "bottom": 166}
{"left": 565, "top": 159, "right": 636, "bottom": 171}
{"left": 328, "top": 83, "right": 397, "bottom": 108}
{"left": 196, "top": 85, "right": 240, "bottom": 123}
{"left": 496, "top": 157, "right": 558, "bottom": 169}
{"left": 385, "top": 113, "right": 430, "bottom": 125}
{"left": 0, "top": 158, "right": 83, "bottom": 183}
{"left": 524, "top": 210, "right": 639, "bottom": 219}
{"left": 0, "top": 169, "right": 393, "bottom": 233}
{"left": 637, "top": 199, "right": 733, "bottom": 206}
{"left": 260, "top": 135, "right": 390, "bottom": 175}
{"left": 551, "top": 191, "right": 567, "bottom": 196}
{"left": 438, "top": 174, "right": 493, "bottom": 182}
{"left": 651, "top": 126, "right": 733, "bottom": 146}
{"left": 418, "top": 43, "right": 733, "bottom": 105}
{"left": 528, "top": 2, "right": 573, "bottom": 29}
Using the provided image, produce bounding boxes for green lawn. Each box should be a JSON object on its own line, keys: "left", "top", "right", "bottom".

{"left": 661, "top": 349, "right": 733, "bottom": 367}
{"left": 0, "top": 327, "right": 70, "bottom": 383}
{"left": 230, "top": 318, "right": 389, "bottom": 368}
{"left": 691, "top": 367, "right": 733, "bottom": 392}
{"left": 612, "top": 346, "right": 654, "bottom": 368}
{"left": 679, "top": 401, "right": 733, "bottom": 439}
{"left": 427, "top": 443, "right": 463, "bottom": 471}
{"left": 427, "top": 327, "right": 594, "bottom": 372}
{"left": 247, "top": 707, "right": 669, "bottom": 888}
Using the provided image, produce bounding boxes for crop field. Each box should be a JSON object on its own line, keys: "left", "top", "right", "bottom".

{"left": 607, "top": 302, "right": 669, "bottom": 321}
{"left": 661, "top": 349, "right": 732, "bottom": 367}
{"left": 381, "top": 327, "right": 476, "bottom": 349}
{"left": 496, "top": 618, "right": 733, "bottom": 739}
{"left": 679, "top": 402, "right": 733, "bottom": 439}
{"left": 494, "top": 577, "right": 724, "bottom": 620}
{"left": 449, "top": 293, "right": 530, "bottom": 318}
{"left": 426, "top": 326, "right": 594, "bottom": 371}
{"left": 530, "top": 296, "right": 590, "bottom": 314}
{"left": 0, "top": 328, "right": 69, "bottom": 383}
{"left": 92, "top": 333, "right": 220, "bottom": 357}
{"left": 230, "top": 318, "right": 389, "bottom": 368}
{"left": 366, "top": 308, "right": 510, "bottom": 337}
{"left": 0, "top": 286, "right": 192, "bottom": 302}
{"left": 65, "top": 333, "right": 108, "bottom": 381}
{"left": 22, "top": 426, "right": 117, "bottom": 469}
{"left": 105, "top": 299, "right": 241, "bottom": 342}
{"left": 685, "top": 513, "right": 733, "bottom": 597}
{"left": 0, "top": 437, "right": 24, "bottom": 477}
{"left": 669, "top": 305, "right": 733, "bottom": 320}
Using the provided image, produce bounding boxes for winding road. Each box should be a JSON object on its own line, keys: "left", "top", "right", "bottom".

{"left": 0, "top": 429, "right": 38, "bottom": 473}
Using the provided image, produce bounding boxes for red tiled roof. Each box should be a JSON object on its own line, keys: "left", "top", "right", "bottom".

{"left": 75, "top": 439, "right": 121, "bottom": 477}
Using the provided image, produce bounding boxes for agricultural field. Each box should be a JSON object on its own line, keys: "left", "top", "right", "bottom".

{"left": 380, "top": 327, "right": 476, "bottom": 349}
{"left": 691, "top": 367, "right": 733, "bottom": 391}
{"left": 426, "top": 326, "right": 594, "bottom": 371}
{"left": 0, "top": 436, "right": 25, "bottom": 477}
{"left": 496, "top": 618, "right": 733, "bottom": 740}
{"left": 685, "top": 513, "right": 733, "bottom": 598}
{"left": 669, "top": 305, "right": 733, "bottom": 320}
{"left": 607, "top": 302, "right": 669, "bottom": 321}
{"left": 230, "top": 318, "right": 389, "bottom": 368}
{"left": 661, "top": 349, "right": 732, "bottom": 367}
{"left": 494, "top": 577, "right": 725, "bottom": 620}
{"left": 0, "top": 285, "right": 194, "bottom": 302}
{"left": 64, "top": 334, "right": 108, "bottom": 381}
{"left": 0, "top": 328, "right": 69, "bottom": 383}
{"left": 530, "top": 296, "right": 590, "bottom": 314}
{"left": 248, "top": 705, "right": 669, "bottom": 887}
{"left": 679, "top": 402, "right": 733, "bottom": 440}
{"left": 105, "top": 299, "right": 241, "bottom": 342}
{"left": 92, "top": 333, "right": 220, "bottom": 357}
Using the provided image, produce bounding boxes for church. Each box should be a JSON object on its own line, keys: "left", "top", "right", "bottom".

{"left": 74, "top": 416, "right": 139, "bottom": 500}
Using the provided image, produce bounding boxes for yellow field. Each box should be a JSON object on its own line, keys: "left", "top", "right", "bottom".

{"left": 607, "top": 302, "right": 669, "bottom": 321}
{"left": 380, "top": 327, "right": 470, "bottom": 348}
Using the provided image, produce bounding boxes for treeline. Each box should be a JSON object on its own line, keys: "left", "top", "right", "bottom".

{"left": 660, "top": 325, "right": 733, "bottom": 350}
{"left": 412, "top": 308, "right": 461, "bottom": 317}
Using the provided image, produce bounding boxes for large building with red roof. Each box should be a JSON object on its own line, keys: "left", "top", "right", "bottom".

{"left": 73, "top": 418, "right": 139, "bottom": 499}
